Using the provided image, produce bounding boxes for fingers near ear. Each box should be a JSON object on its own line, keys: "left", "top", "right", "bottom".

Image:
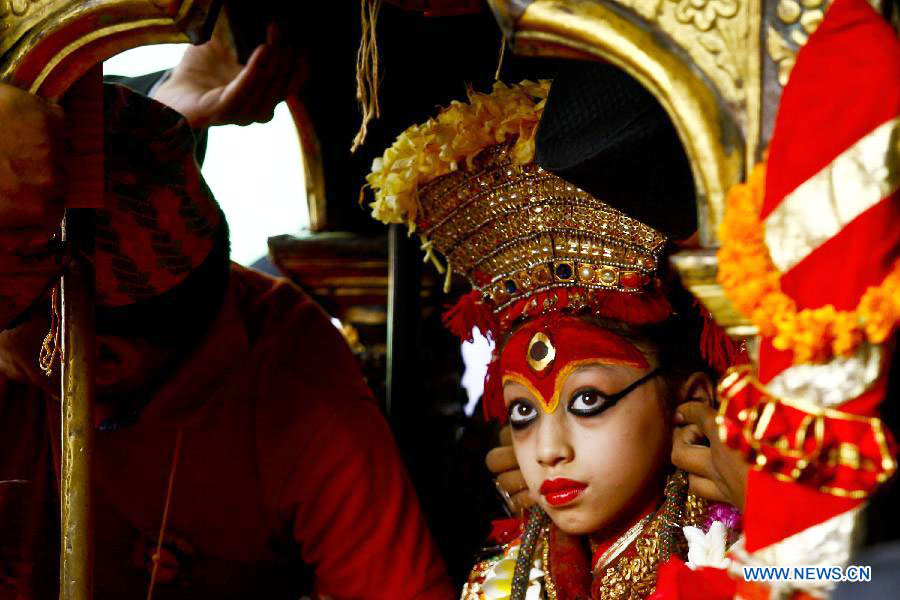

{"left": 687, "top": 474, "right": 729, "bottom": 503}
{"left": 485, "top": 444, "right": 518, "bottom": 475}
{"left": 499, "top": 424, "right": 513, "bottom": 446}
{"left": 671, "top": 437, "right": 716, "bottom": 480}
{"left": 512, "top": 490, "right": 535, "bottom": 513}
{"left": 246, "top": 49, "right": 286, "bottom": 122}
{"left": 496, "top": 470, "right": 528, "bottom": 497}
{"left": 675, "top": 401, "right": 719, "bottom": 442}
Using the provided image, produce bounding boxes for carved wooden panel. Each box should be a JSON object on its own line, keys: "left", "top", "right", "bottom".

{"left": 0, "top": 0, "right": 219, "bottom": 99}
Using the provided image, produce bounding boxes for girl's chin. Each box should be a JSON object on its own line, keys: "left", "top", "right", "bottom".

{"left": 546, "top": 507, "right": 608, "bottom": 537}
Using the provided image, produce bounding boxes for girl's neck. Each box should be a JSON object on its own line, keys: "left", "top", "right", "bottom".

{"left": 586, "top": 486, "right": 662, "bottom": 563}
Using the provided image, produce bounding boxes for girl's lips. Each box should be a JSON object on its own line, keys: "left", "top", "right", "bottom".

{"left": 539, "top": 478, "right": 587, "bottom": 507}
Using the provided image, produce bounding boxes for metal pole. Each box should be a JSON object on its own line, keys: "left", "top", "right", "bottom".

{"left": 60, "top": 208, "right": 96, "bottom": 600}
{"left": 385, "top": 224, "right": 420, "bottom": 420}
{"left": 57, "top": 64, "right": 102, "bottom": 599}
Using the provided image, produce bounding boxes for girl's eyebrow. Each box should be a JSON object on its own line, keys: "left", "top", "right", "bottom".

{"left": 571, "top": 363, "right": 619, "bottom": 376}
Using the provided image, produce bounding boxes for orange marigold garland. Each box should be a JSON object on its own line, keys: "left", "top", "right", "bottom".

{"left": 717, "top": 160, "right": 900, "bottom": 364}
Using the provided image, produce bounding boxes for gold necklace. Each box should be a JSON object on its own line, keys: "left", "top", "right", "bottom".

{"left": 592, "top": 515, "right": 651, "bottom": 573}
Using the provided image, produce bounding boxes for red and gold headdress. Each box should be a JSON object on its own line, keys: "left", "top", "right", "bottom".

{"left": 366, "top": 80, "right": 693, "bottom": 419}
{"left": 367, "top": 81, "right": 672, "bottom": 344}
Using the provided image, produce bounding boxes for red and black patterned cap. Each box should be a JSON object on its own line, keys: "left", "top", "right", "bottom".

{"left": 98, "top": 84, "right": 224, "bottom": 309}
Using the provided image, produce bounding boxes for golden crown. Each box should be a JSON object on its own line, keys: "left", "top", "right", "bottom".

{"left": 367, "top": 80, "right": 667, "bottom": 313}
{"left": 418, "top": 143, "right": 666, "bottom": 311}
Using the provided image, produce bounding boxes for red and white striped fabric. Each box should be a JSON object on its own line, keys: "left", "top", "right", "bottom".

{"left": 742, "top": 0, "right": 900, "bottom": 556}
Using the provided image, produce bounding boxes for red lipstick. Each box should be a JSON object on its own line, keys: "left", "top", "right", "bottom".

{"left": 539, "top": 478, "right": 587, "bottom": 507}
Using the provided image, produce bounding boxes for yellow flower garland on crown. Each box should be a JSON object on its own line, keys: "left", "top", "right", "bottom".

{"left": 364, "top": 79, "right": 550, "bottom": 290}
{"left": 365, "top": 80, "right": 550, "bottom": 230}
{"left": 717, "top": 160, "right": 900, "bottom": 364}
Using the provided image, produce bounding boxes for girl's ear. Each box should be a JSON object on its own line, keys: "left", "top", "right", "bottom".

{"left": 675, "top": 371, "right": 716, "bottom": 407}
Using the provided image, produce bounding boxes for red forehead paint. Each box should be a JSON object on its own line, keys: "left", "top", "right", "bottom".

{"left": 499, "top": 316, "right": 649, "bottom": 413}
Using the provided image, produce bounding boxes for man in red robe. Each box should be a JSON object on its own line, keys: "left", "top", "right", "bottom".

{"left": 0, "top": 30, "right": 453, "bottom": 600}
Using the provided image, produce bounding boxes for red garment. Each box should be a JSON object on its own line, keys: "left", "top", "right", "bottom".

{"left": 650, "top": 556, "right": 736, "bottom": 600}
{"left": 0, "top": 265, "right": 454, "bottom": 599}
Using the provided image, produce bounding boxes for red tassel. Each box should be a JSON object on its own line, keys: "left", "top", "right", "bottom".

{"left": 482, "top": 352, "right": 506, "bottom": 421}
{"left": 488, "top": 517, "right": 524, "bottom": 544}
{"left": 697, "top": 300, "right": 746, "bottom": 373}
{"left": 591, "top": 289, "right": 672, "bottom": 325}
{"left": 442, "top": 290, "right": 497, "bottom": 342}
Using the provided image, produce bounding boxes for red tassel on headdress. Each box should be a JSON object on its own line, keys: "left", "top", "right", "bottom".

{"left": 696, "top": 301, "right": 746, "bottom": 374}
{"left": 591, "top": 289, "right": 673, "bottom": 325}
{"left": 442, "top": 289, "right": 498, "bottom": 342}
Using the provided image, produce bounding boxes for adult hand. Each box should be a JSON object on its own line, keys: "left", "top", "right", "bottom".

{"left": 672, "top": 401, "right": 749, "bottom": 510}
{"left": 153, "top": 19, "right": 307, "bottom": 128}
{"left": 485, "top": 425, "right": 534, "bottom": 515}
{"left": 0, "top": 84, "right": 67, "bottom": 327}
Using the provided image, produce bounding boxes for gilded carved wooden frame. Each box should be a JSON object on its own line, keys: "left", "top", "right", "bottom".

{"left": 1, "top": 0, "right": 219, "bottom": 99}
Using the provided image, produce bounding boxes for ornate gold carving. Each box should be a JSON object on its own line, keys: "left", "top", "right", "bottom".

{"left": 0, "top": 1, "right": 218, "bottom": 98}
{"left": 767, "top": 0, "right": 829, "bottom": 85}
{"left": 0, "top": 0, "right": 36, "bottom": 18}
{"left": 673, "top": 0, "right": 739, "bottom": 30}
{"left": 611, "top": 0, "right": 749, "bottom": 109}
{"left": 669, "top": 249, "right": 756, "bottom": 339}
{"left": 776, "top": 0, "right": 802, "bottom": 23}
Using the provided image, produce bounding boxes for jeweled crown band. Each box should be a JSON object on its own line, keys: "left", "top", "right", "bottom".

{"left": 416, "top": 143, "right": 667, "bottom": 312}
{"left": 481, "top": 260, "right": 655, "bottom": 312}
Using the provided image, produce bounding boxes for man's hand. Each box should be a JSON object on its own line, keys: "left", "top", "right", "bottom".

{"left": 0, "top": 84, "right": 67, "bottom": 327}
{"left": 153, "top": 20, "right": 306, "bottom": 128}
{"left": 485, "top": 425, "right": 534, "bottom": 515}
{"left": 672, "top": 401, "right": 749, "bottom": 510}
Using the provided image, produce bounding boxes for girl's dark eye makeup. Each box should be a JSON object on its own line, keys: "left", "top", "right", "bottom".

{"left": 568, "top": 388, "right": 611, "bottom": 417}
{"left": 508, "top": 400, "right": 538, "bottom": 429}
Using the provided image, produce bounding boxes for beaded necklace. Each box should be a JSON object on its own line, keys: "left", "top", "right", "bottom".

{"left": 510, "top": 470, "right": 707, "bottom": 600}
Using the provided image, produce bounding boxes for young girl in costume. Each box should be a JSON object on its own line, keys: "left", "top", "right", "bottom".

{"left": 366, "top": 65, "right": 743, "bottom": 600}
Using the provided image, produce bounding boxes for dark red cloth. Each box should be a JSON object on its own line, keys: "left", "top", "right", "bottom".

{"left": 488, "top": 518, "right": 523, "bottom": 545}
{"left": 650, "top": 556, "right": 737, "bottom": 600}
{"left": 0, "top": 266, "right": 454, "bottom": 599}
{"left": 547, "top": 524, "right": 592, "bottom": 600}
{"left": 743, "top": 470, "right": 859, "bottom": 553}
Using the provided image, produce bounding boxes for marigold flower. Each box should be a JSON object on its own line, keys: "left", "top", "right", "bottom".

{"left": 366, "top": 80, "right": 550, "bottom": 230}
{"left": 717, "top": 161, "right": 898, "bottom": 364}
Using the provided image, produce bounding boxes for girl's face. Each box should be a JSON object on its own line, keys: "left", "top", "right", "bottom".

{"left": 503, "top": 341, "right": 672, "bottom": 536}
